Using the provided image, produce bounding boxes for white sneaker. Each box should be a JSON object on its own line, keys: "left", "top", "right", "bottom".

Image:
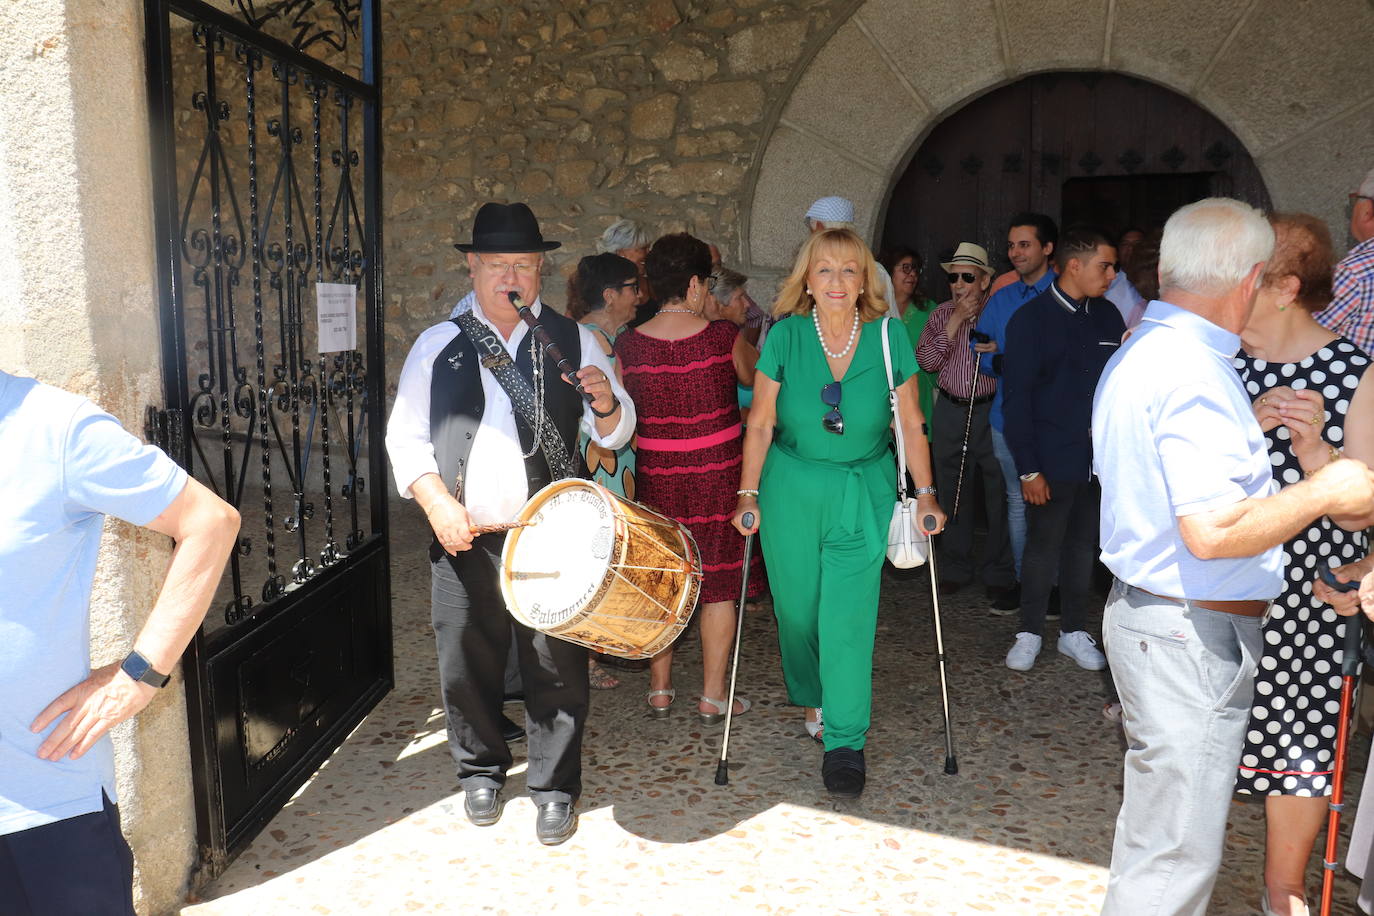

{"left": 1058, "top": 631, "right": 1107, "bottom": 670}
{"left": 1005, "top": 632, "right": 1042, "bottom": 671}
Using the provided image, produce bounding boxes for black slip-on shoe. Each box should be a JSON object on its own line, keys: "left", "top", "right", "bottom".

{"left": 535, "top": 801, "right": 577, "bottom": 846}
{"left": 822, "top": 748, "right": 866, "bottom": 799}
{"left": 463, "top": 787, "right": 503, "bottom": 827}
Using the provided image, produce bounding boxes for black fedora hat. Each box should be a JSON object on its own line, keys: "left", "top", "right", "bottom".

{"left": 454, "top": 202, "right": 561, "bottom": 253}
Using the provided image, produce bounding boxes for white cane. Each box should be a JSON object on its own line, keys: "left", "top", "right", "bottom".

{"left": 924, "top": 512, "right": 959, "bottom": 775}
{"left": 951, "top": 351, "right": 982, "bottom": 521}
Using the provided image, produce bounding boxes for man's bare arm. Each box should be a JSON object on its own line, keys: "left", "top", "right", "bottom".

{"left": 1178, "top": 458, "right": 1374, "bottom": 560}
{"left": 31, "top": 477, "right": 239, "bottom": 760}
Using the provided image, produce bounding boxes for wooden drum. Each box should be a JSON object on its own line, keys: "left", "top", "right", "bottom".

{"left": 499, "top": 479, "right": 703, "bottom": 659}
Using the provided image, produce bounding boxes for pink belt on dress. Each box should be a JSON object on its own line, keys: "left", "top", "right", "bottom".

{"left": 636, "top": 424, "right": 742, "bottom": 452}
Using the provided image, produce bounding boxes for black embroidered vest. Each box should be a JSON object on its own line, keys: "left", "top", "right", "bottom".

{"left": 428, "top": 308, "right": 588, "bottom": 558}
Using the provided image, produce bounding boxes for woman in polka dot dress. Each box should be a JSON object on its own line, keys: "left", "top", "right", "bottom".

{"left": 1233, "top": 214, "right": 1374, "bottom": 916}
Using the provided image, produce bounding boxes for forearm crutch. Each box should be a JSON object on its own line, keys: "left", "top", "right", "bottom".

{"left": 715, "top": 511, "right": 756, "bottom": 786}
{"left": 1320, "top": 566, "right": 1364, "bottom": 916}
{"left": 925, "top": 512, "right": 959, "bottom": 775}
{"left": 951, "top": 352, "right": 982, "bottom": 520}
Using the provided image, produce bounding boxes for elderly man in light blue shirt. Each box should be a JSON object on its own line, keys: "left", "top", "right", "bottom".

{"left": 1093, "top": 198, "right": 1374, "bottom": 916}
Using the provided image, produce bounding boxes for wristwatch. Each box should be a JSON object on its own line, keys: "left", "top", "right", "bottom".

{"left": 590, "top": 395, "right": 621, "bottom": 419}
{"left": 120, "top": 651, "right": 171, "bottom": 688}
{"left": 1019, "top": 472, "right": 1040, "bottom": 482}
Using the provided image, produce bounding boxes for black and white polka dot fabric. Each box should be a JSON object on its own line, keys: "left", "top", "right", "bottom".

{"left": 1235, "top": 338, "right": 1370, "bottom": 797}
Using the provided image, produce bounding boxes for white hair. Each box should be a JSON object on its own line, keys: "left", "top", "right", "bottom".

{"left": 1158, "top": 198, "right": 1274, "bottom": 298}
{"left": 596, "top": 217, "right": 648, "bottom": 254}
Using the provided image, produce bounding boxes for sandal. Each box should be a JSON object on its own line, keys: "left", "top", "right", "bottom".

{"left": 698, "top": 695, "right": 751, "bottom": 725}
{"left": 646, "top": 688, "right": 675, "bottom": 718}
{"left": 822, "top": 747, "right": 865, "bottom": 798}
{"left": 805, "top": 707, "right": 824, "bottom": 743}
{"left": 588, "top": 658, "right": 621, "bottom": 690}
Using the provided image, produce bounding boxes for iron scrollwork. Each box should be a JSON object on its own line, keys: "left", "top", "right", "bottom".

{"left": 230, "top": 0, "right": 361, "bottom": 53}
{"left": 174, "top": 23, "right": 375, "bottom": 628}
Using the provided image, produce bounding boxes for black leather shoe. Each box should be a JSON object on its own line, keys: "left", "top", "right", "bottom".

{"left": 501, "top": 713, "right": 526, "bottom": 743}
{"left": 535, "top": 801, "right": 577, "bottom": 846}
{"left": 822, "top": 748, "right": 866, "bottom": 799}
{"left": 938, "top": 579, "right": 967, "bottom": 596}
{"left": 463, "top": 788, "right": 503, "bottom": 827}
{"left": 989, "top": 583, "right": 1020, "bottom": 616}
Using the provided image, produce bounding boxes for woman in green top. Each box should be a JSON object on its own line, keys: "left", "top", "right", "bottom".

{"left": 883, "top": 246, "right": 938, "bottom": 441}
{"left": 732, "top": 229, "right": 946, "bottom": 798}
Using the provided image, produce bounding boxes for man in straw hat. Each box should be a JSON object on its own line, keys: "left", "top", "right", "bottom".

{"left": 385, "top": 202, "right": 635, "bottom": 845}
{"left": 914, "top": 242, "right": 1014, "bottom": 596}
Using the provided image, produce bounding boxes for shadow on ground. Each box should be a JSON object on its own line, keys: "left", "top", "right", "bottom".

{"left": 181, "top": 506, "right": 1368, "bottom": 916}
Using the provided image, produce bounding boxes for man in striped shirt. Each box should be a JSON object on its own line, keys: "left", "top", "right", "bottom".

{"left": 915, "top": 242, "right": 1015, "bottom": 596}
{"left": 1316, "top": 166, "right": 1374, "bottom": 352}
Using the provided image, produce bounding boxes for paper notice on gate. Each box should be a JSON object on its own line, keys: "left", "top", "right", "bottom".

{"left": 316, "top": 282, "right": 358, "bottom": 354}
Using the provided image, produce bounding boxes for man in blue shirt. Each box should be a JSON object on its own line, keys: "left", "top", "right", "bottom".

{"left": 1001, "top": 230, "right": 1124, "bottom": 672}
{"left": 973, "top": 212, "right": 1057, "bottom": 612}
{"left": 0, "top": 370, "right": 239, "bottom": 914}
{"left": 1093, "top": 199, "right": 1374, "bottom": 916}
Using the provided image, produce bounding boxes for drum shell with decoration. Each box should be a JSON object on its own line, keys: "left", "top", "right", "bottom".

{"left": 500, "top": 479, "right": 702, "bottom": 659}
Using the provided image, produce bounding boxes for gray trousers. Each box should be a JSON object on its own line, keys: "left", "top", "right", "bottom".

{"left": 1101, "top": 581, "right": 1262, "bottom": 916}
{"left": 929, "top": 393, "right": 1013, "bottom": 587}
{"left": 431, "top": 533, "right": 589, "bottom": 805}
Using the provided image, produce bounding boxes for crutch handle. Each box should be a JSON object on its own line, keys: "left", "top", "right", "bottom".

{"left": 742, "top": 511, "right": 756, "bottom": 529}
{"left": 923, "top": 514, "right": 937, "bottom": 533}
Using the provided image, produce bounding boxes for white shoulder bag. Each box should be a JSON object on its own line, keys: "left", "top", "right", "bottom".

{"left": 882, "top": 318, "right": 930, "bottom": 568}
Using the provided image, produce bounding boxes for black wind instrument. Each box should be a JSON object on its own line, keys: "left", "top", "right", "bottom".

{"left": 508, "top": 291, "right": 593, "bottom": 404}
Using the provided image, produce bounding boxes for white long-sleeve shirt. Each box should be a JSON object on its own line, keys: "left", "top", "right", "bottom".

{"left": 385, "top": 296, "right": 635, "bottom": 526}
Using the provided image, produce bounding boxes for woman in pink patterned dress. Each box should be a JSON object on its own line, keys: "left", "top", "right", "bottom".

{"left": 615, "top": 233, "right": 762, "bottom": 723}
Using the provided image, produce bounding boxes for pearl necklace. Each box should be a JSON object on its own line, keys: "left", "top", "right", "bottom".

{"left": 813, "top": 307, "right": 859, "bottom": 359}
{"left": 657, "top": 307, "right": 702, "bottom": 317}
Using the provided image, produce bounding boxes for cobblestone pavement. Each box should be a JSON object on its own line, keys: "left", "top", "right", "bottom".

{"left": 181, "top": 506, "right": 1367, "bottom": 915}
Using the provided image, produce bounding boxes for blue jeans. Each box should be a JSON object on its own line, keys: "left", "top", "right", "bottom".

{"left": 990, "top": 426, "right": 1025, "bottom": 577}
{"left": 1100, "top": 581, "right": 1262, "bottom": 916}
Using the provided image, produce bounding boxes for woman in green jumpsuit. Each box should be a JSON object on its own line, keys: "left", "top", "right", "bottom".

{"left": 733, "top": 228, "right": 945, "bottom": 798}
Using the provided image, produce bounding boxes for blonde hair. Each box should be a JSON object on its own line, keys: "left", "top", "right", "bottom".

{"left": 773, "top": 228, "right": 888, "bottom": 322}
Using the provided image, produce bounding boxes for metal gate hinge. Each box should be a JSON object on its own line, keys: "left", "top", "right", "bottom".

{"left": 144, "top": 406, "right": 185, "bottom": 465}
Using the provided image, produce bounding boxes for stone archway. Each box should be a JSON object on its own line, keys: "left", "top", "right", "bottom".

{"left": 744, "top": 0, "right": 1374, "bottom": 273}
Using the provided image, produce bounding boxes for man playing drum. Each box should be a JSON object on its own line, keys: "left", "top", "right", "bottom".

{"left": 385, "top": 202, "right": 635, "bottom": 845}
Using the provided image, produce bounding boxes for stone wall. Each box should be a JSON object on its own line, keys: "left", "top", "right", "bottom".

{"left": 0, "top": 1, "right": 197, "bottom": 914}
{"left": 376, "top": 0, "right": 854, "bottom": 382}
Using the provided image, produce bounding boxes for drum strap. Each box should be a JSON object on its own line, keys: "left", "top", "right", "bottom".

{"left": 453, "top": 311, "right": 576, "bottom": 481}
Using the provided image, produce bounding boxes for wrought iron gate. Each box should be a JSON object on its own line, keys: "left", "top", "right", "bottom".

{"left": 143, "top": 0, "right": 391, "bottom": 875}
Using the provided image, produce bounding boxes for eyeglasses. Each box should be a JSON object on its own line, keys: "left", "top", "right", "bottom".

{"left": 821, "top": 381, "right": 844, "bottom": 435}
{"left": 894, "top": 263, "right": 919, "bottom": 275}
{"left": 1348, "top": 194, "right": 1374, "bottom": 217}
{"left": 475, "top": 254, "right": 540, "bottom": 276}
{"left": 946, "top": 272, "right": 978, "bottom": 284}
{"left": 613, "top": 280, "right": 640, "bottom": 293}
{"left": 704, "top": 274, "right": 718, "bottom": 292}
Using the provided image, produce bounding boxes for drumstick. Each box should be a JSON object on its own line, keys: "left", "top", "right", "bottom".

{"left": 470, "top": 520, "right": 535, "bottom": 535}
{"left": 715, "top": 511, "right": 756, "bottom": 787}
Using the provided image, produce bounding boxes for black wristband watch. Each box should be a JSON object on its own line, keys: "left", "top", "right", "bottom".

{"left": 590, "top": 395, "right": 621, "bottom": 419}
{"left": 120, "top": 651, "right": 171, "bottom": 688}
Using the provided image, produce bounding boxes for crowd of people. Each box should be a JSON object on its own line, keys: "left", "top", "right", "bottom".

{"left": 373, "top": 173, "right": 1374, "bottom": 913}
{"left": 12, "top": 158, "right": 1374, "bottom": 913}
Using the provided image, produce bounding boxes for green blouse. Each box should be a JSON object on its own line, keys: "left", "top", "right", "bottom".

{"left": 756, "top": 314, "right": 919, "bottom": 466}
